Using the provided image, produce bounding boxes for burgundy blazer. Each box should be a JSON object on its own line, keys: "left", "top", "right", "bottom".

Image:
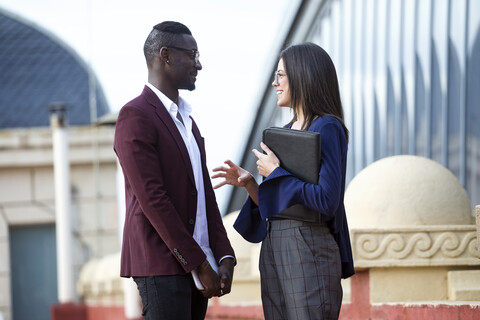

{"left": 114, "top": 86, "right": 235, "bottom": 277}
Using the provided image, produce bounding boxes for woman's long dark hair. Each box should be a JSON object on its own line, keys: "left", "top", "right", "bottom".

{"left": 281, "top": 42, "right": 349, "bottom": 143}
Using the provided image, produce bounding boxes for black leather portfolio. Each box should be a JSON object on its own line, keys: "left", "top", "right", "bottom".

{"left": 263, "top": 127, "right": 321, "bottom": 184}
{"left": 262, "top": 127, "right": 322, "bottom": 222}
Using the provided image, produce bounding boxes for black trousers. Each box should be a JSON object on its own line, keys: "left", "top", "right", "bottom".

{"left": 133, "top": 274, "right": 208, "bottom": 320}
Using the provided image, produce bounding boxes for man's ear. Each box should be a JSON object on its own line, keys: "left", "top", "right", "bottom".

{"left": 159, "top": 47, "right": 170, "bottom": 64}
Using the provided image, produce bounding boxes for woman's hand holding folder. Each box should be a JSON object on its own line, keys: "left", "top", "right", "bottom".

{"left": 251, "top": 142, "right": 280, "bottom": 178}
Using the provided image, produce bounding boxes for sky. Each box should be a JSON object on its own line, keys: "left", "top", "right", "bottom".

{"left": 0, "top": 0, "right": 296, "bottom": 211}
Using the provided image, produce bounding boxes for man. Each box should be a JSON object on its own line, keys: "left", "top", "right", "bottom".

{"left": 114, "top": 21, "right": 235, "bottom": 320}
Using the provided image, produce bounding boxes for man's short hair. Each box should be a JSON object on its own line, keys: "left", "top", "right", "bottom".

{"left": 144, "top": 21, "right": 192, "bottom": 68}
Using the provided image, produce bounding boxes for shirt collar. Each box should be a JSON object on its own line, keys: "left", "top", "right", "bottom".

{"left": 146, "top": 83, "right": 192, "bottom": 117}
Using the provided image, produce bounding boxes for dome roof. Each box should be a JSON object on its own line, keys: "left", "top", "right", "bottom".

{"left": 223, "top": 210, "right": 256, "bottom": 258}
{"left": 0, "top": 9, "right": 110, "bottom": 129}
{"left": 344, "top": 155, "right": 473, "bottom": 228}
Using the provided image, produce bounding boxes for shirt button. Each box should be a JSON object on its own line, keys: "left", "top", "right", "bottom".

{"left": 189, "top": 219, "right": 194, "bottom": 225}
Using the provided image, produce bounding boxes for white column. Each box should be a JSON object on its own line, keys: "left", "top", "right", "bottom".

{"left": 124, "top": 278, "right": 142, "bottom": 318}
{"left": 476, "top": 206, "right": 480, "bottom": 259}
{"left": 116, "top": 160, "right": 142, "bottom": 318}
{"left": 50, "top": 104, "right": 74, "bottom": 303}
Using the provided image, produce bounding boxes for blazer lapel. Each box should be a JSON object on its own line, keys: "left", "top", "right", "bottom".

{"left": 142, "top": 86, "right": 195, "bottom": 185}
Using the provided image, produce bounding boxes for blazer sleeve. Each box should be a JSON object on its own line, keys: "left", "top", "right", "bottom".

{"left": 258, "top": 121, "right": 346, "bottom": 222}
{"left": 114, "top": 105, "right": 205, "bottom": 273}
{"left": 233, "top": 196, "right": 267, "bottom": 243}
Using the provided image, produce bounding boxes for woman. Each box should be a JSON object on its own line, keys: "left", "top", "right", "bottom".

{"left": 212, "top": 43, "right": 354, "bottom": 319}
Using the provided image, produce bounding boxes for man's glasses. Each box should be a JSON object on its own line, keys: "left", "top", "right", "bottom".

{"left": 273, "top": 71, "right": 287, "bottom": 84}
{"left": 168, "top": 46, "right": 200, "bottom": 64}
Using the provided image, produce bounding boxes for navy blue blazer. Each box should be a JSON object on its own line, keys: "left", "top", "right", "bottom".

{"left": 234, "top": 115, "right": 355, "bottom": 279}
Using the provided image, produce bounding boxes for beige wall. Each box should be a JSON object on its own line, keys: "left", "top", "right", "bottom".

{"left": 0, "top": 125, "right": 118, "bottom": 320}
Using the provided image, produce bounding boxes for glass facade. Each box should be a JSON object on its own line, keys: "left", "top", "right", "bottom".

{"left": 228, "top": 0, "right": 479, "bottom": 212}
{"left": 274, "top": 0, "right": 480, "bottom": 208}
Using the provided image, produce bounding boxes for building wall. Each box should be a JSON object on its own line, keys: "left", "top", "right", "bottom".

{"left": 231, "top": 0, "right": 480, "bottom": 212}
{"left": 0, "top": 125, "right": 117, "bottom": 320}
{"left": 301, "top": 0, "right": 480, "bottom": 207}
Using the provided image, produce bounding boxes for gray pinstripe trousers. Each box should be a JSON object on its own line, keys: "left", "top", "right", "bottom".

{"left": 259, "top": 219, "right": 343, "bottom": 320}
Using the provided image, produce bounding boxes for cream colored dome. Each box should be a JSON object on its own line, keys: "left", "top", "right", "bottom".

{"left": 223, "top": 210, "right": 254, "bottom": 258}
{"left": 345, "top": 155, "right": 473, "bottom": 228}
{"left": 223, "top": 210, "right": 261, "bottom": 279}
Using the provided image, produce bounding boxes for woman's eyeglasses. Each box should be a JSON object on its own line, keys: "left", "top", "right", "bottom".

{"left": 273, "top": 71, "right": 287, "bottom": 84}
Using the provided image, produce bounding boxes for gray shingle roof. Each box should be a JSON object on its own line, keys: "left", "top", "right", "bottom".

{"left": 0, "top": 9, "right": 110, "bottom": 129}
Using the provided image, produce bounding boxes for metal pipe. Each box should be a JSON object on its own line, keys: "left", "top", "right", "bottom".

{"left": 49, "top": 103, "right": 74, "bottom": 303}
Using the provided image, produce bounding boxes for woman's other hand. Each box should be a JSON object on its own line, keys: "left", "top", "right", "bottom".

{"left": 212, "top": 160, "right": 254, "bottom": 189}
{"left": 252, "top": 142, "right": 280, "bottom": 178}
